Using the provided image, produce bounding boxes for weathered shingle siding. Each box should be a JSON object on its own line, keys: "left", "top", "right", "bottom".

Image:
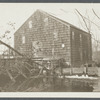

{"left": 14, "top": 10, "right": 71, "bottom": 62}
{"left": 14, "top": 10, "right": 92, "bottom": 67}
{"left": 70, "top": 26, "right": 92, "bottom": 67}
{"left": 32, "top": 10, "right": 71, "bottom": 61}
{"left": 14, "top": 15, "right": 33, "bottom": 56}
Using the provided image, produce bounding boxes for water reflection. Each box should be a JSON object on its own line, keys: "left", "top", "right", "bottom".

{"left": 34, "top": 77, "right": 98, "bottom": 92}
{"left": 93, "top": 77, "right": 100, "bottom": 92}
{"left": 0, "top": 74, "right": 99, "bottom": 92}
{"left": 43, "top": 78, "right": 97, "bottom": 92}
{"left": 39, "top": 75, "right": 99, "bottom": 92}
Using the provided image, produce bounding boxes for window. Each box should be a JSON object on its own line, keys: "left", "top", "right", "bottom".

{"left": 22, "top": 35, "right": 25, "bottom": 44}
{"left": 79, "top": 47, "right": 83, "bottom": 61}
{"left": 62, "top": 44, "right": 65, "bottom": 48}
{"left": 80, "top": 34, "right": 82, "bottom": 42}
{"left": 32, "top": 41, "right": 42, "bottom": 52}
{"left": 44, "top": 17, "right": 48, "bottom": 26}
{"left": 29, "top": 21, "right": 32, "bottom": 28}
{"left": 79, "top": 34, "right": 82, "bottom": 60}
{"left": 72, "top": 31, "right": 74, "bottom": 40}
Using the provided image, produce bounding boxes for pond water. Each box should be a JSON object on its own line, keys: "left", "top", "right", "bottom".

{"left": 40, "top": 76, "right": 100, "bottom": 92}
{"left": 0, "top": 74, "right": 100, "bottom": 92}
{"left": 93, "top": 77, "right": 100, "bottom": 92}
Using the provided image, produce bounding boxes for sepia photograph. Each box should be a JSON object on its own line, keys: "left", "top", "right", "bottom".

{"left": 0, "top": 3, "right": 100, "bottom": 97}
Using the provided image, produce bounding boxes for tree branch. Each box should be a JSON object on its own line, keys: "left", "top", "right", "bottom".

{"left": 92, "top": 8, "right": 100, "bottom": 20}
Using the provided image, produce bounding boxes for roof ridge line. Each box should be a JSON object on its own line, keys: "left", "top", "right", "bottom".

{"left": 39, "top": 9, "right": 89, "bottom": 34}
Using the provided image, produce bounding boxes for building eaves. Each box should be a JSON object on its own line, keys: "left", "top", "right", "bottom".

{"left": 14, "top": 9, "right": 90, "bottom": 36}
{"left": 39, "top": 9, "right": 90, "bottom": 35}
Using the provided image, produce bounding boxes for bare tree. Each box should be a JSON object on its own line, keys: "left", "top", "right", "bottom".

{"left": 0, "top": 21, "right": 16, "bottom": 56}
{"left": 75, "top": 9, "right": 100, "bottom": 62}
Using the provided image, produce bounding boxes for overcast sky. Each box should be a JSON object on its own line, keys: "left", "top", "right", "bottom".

{"left": 0, "top": 3, "right": 100, "bottom": 52}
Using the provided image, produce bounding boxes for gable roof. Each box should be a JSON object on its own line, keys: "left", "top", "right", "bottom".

{"left": 14, "top": 9, "right": 90, "bottom": 35}
{"left": 39, "top": 9, "right": 90, "bottom": 35}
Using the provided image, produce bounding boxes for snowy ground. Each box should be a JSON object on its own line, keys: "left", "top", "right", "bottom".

{"left": 59, "top": 75, "right": 98, "bottom": 80}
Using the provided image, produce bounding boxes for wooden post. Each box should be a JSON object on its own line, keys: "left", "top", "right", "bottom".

{"left": 86, "top": 63, "right": 88, "bottom": 75}
{"left": 70, "top": 64, "right": 73, "bottom": 75}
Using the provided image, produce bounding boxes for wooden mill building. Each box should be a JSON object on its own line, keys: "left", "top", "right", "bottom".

{"left": 14, "top": 10, "right": 92, "bottom": 67}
